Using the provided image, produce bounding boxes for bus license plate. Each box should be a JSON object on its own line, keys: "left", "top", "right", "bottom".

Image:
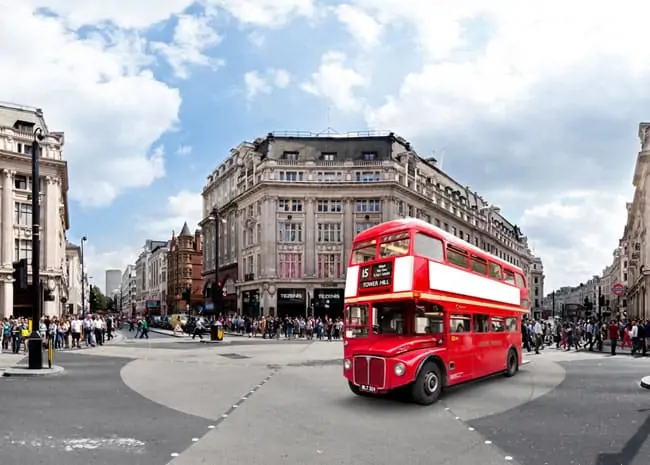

{"left": 360, "top": 385, "right": 377, "bottom": 393}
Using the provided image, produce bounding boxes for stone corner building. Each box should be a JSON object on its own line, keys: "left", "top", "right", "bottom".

{"left": 166, "top": 223, "right": 203, "bottom": 313}
{"left": 622, "top": 122, "right": 650, "bottom": 319}
{"left": 0, "top": 103, "right": 70, "bottom": 318}
{"left": 200, "top": 131, "right": 536, "bottom": 319}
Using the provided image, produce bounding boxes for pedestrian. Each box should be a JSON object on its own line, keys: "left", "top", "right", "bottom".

{"left": 139, "top": 319, "right": 149, "bottom": 339}
{"left": 192, "top": 319, "right": 204, "bottom": 340}
{"left": 608, "top": 320, "right": 619, "bottom": 355}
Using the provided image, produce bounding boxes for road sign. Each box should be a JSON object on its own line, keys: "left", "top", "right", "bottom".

{"left": 612, "top": 283, "right": 626, "bottom": 296}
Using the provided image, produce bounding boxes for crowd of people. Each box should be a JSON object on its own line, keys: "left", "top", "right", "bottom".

{"left": 1, "top": 314, "right": 118, "bottom": 354}
{"left": 522, "top": 318, "right": 650, "bottom": 356}
{"left": 223, "top": 315, "right": 344, "bottom": 340}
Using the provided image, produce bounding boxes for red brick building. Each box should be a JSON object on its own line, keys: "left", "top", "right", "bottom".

{"left": 167, "top": 223, "right": 203, "bottom": 313}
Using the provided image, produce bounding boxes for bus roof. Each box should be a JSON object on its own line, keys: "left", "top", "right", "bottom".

{"left": 354, "top": 218, "right": 524, "bottom": 274}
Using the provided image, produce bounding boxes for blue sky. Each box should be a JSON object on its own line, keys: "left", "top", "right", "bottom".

{"left": 3, "top": 1, "right": 650, "bottom": 292}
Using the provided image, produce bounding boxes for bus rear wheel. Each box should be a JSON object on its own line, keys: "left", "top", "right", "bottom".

{"left": 505, "top": 349, "right": 518, "bottom": 377}
{"left": 411, "top": 362, "right": 443, "bottom": 405}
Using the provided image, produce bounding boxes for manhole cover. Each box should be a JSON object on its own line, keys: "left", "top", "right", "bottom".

{"left": 220, "top": 353, "right": 250, "bottom": 359}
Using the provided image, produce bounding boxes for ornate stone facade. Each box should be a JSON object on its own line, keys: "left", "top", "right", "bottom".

{"left": 622, "top": 123, "right": 650, "bottom": 319}
{"left": 0, "top": 103, "right": 69, "bottom": 318}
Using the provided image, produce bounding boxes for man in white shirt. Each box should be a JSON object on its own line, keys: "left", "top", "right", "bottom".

{"left": 533, "top": 320, "right": 543, "bottom": 354}
{"left": 70, "top": 317, "right": 82, "bottom": 348}
{"left": 631, "top": 321, "right": 639, "bottom": 354}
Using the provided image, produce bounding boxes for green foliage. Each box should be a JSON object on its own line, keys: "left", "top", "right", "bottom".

{"left": 89, "top": 285, "right": 109, "bottom": 312}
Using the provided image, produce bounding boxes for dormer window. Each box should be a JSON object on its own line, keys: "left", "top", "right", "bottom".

{"left": 13, "top": 120, "right": 35, "bottom": 132}
{"left": 321, "top": 152, "right": 337, "bottom": 161}
{"left": 283, "top": 151, "right": 299, "bottom": 161}
{"left": 362, "top": 151, "right": 377, "bottom": 161}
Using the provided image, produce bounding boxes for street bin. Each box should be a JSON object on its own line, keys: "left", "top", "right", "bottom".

{"left": 211, "top": 321, "right": 224, "bottom": 341}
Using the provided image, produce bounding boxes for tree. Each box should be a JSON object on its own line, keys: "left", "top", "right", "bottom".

{"left": 89, "top": 285, "right": 109, "bottom": 312}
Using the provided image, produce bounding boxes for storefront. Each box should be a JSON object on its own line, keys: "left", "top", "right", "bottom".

{"left": 313, "top": 288, "right": 344, "bottom": 319}
{"left": 203, "top": 264, "right": 238, "bottom": 316}
{"left": 277, "top": 288, "right": 306, "bottom": 317}
{"left": 242, "top": 290, "right": 260, "bottom": 317}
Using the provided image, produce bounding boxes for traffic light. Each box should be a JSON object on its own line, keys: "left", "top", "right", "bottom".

{"left": 90, "top": 287, "right": 98, "bottom": 312}
{"left": 182, "top": 287, "right": 191, "bottom": 303}
{"left": 12, "top": 259, "right": 27, "bottom": 290}
{"left": 212, "top": 281, "right": 225, "bottom": 310}
{"left": 213, "top": 281, "right": 226, "bottom": 298}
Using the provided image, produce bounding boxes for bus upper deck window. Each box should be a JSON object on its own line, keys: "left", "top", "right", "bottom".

{"left": 413, "top": 233, "right": 444, "bottom": 261}
{"left": 379, "top": 232, "right": 410, "bottom": 258}
{"left": 514, "top": 273, "right": 526, "bottom": 288}
{"left": 352, "top": 241, "right": 376, "bottom": 264}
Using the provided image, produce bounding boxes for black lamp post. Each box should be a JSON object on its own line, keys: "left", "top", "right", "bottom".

{"left": 211, "top": 207, "right": 221, "bottom": 315}
{"left": 80, "top": 235, "right": 87, "bottom": 319}
{"left": 27, "top": 128, "right": 45, "bottom": 369}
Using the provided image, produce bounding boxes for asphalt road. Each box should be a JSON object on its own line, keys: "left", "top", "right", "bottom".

{"left": 470, "top": 356, "right": 650, "bottom": 465}
{"left": 5, "top": 335, "right": 649, "bottom": 465}
{"left": 120, "top": 327, "right": 167, "bottom": 340}
{"left": 0, "top": 352, "right": 211, "bottom": 465}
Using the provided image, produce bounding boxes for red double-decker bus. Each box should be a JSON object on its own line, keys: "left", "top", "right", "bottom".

{"left": 343, "top": 218, "right": 529, "bottom": 405}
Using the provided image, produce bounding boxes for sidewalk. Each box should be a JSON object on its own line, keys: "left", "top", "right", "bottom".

{"left": 0, "top": 352, "right": 25, "bottom": 375}
{"left": 47, "top": 331, "right": 126, "bottom": 352}
{"left": 534, "top": 343, "right": 635, "bottom": 356}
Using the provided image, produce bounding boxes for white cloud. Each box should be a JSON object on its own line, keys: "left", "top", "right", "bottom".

{"left": 177, "top": 145, "right": 192, "bottom": 156}
{"left": 139, "top": 189, "right": 203, "bottom": 239}
{"left": 151, "top": 14, "right": 224, "bottom": 79}
{"left": 301, "top": 52, "right": 367, "bottom": 111}
{"left": 272, "top": 69, "right": 291, "bottom": 88}
{"left": 0, "top": 5, "right": 180, "bottom": 208}
{"left": 208, "top": 0, "right": 316, "bottom": 27}
{"left": 333, "top": 4, "right": 382, "bottom": 49}
{"left": 24, "top": 0, "right": 195, "bottom": 28}
{"left": 519, "top": 192, "right": 630, "bottom": 291}
{"left": 83, "top": 244, "right": 139, "bottom": 294}
{"left": 248, "top": 31, "right": 266, "bottom": 47}
{"left": 244, "top": 68, "right": 291, "bottom": 100}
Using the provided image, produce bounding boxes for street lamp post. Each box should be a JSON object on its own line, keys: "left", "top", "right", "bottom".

{"left": 27, "top": 128, "right": 45, "bottom": 369}
{"left": 211, "top": 207, "right": 221, "bottom": 315}
{"left": 81, "top": 236, "right": 87, "bottom": 319}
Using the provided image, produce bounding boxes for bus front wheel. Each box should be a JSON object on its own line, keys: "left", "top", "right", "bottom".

{"left": 411, "top": 362, "right": 443, "bottom": 405}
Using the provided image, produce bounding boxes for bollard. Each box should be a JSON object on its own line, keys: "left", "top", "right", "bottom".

{"left": 48, "top": 337, "right": 54, "bottom": 369}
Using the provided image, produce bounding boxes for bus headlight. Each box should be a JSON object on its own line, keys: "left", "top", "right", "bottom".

{"left": 344, "top": 359, "right": 352, "bottom": 370}
{"left": 394, "top": 362, "right": 406, "bottom": 376}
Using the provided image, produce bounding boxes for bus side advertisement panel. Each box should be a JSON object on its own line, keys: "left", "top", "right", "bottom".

{"left": 345, "top": 266, "right": 359, "bottom": 298}
{"left": 428, "top": 261, "right": 520, "bottom": 305}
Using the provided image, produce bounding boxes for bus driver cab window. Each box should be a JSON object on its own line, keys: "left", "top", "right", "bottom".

{"left": 371, "top": 303, "right": 405, "bottom": 334}
{"left": 414, "top": 303, "right": 444, "bottom": 335}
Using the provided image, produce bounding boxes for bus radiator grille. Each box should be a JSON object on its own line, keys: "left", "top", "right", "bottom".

{"left": 353, "top": 356, "right": 368, "bottom": 385}
{"left": 353, "top": 356, "right": 386, "bottom": 389}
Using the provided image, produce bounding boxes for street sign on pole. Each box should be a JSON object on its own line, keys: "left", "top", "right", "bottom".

{"left": 612, "top": 283, "right": 626, "bottom": 297}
